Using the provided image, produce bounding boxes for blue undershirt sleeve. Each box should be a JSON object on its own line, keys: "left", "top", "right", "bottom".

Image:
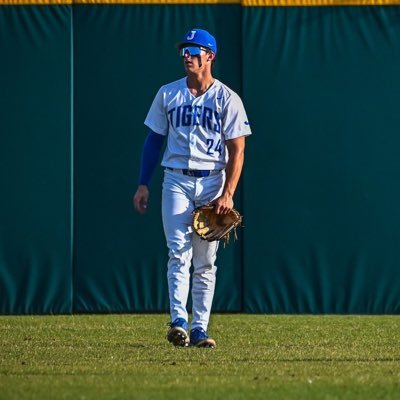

{"left": 138, "top": 130, "right": 166, "bottom": 186}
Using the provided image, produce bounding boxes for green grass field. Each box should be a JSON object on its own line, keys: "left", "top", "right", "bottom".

{"left": 1, "top": 314, "right": 399, "bottom": 399}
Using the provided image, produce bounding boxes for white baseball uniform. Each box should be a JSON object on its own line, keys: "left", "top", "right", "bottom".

{"left": 145, "top": 77, "right": 251, "bottom": 330}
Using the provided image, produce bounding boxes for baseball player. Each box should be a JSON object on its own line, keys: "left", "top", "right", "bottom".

{"left": 133, "top": 28, "right": 251, "bottom": 348}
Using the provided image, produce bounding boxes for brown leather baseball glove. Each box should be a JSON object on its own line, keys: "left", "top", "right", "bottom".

{"left": 192, "top": 205, "right": 242, "bottom": 243}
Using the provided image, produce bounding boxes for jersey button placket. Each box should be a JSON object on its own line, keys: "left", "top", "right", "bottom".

{"left": 188, "top": 100, "right": 197, "bottom": 169}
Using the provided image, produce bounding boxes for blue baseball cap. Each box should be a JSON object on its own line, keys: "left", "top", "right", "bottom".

{"left": 178, "top": 29, "right": 217, "bottom": 54}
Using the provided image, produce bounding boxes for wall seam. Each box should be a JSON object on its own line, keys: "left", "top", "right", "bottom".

{"left": 70, "top": 4, "right": 75, "bottom": 314}
{"left": 239, "top": 5, "right": 245, "bottom": 313}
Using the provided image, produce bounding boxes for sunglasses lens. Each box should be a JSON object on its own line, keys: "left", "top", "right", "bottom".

{"left": 180, "top": 46, "right": 203, "bottom": 57}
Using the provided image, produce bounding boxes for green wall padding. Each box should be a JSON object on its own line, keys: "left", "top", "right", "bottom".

{"left": 72, "top": 5, "right": 243, "bottom": 312}
{"left": 1, "top": 4, "right": 400, "bottom": 314}
{"left": 0, "top": 6, "right": 73, "bottom": 313}
{"left": 242, "top": 6, "right": 400, "bottom": 313}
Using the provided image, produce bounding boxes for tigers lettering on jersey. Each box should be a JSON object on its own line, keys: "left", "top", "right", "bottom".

{"left": 144, "top": 77, "right": 251, "bottom": 170}
{"left": 167, "top": 105, "right": 221, "bottom": 133}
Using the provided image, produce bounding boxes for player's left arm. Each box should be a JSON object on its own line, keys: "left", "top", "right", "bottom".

{"left": 212, "top": 136, "right": 245, "bottom": 215}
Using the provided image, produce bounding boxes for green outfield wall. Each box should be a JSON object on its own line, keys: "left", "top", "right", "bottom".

{"left": 1, "top": 1, "right": 400, "bottom": 314}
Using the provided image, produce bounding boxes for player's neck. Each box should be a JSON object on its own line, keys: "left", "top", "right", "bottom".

{"left": 186, "top": 72, "right": 214, "bottom": 97}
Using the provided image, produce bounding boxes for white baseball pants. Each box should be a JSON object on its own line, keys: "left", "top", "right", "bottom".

{"left": 162, "top": 168, "right": 225, "bottom": 331}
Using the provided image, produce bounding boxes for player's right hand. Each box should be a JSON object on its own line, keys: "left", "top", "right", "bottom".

{"left": 133, "top": 185, "right": 149, "bottom": 214}
{"left": 210, "top": 193, "right": 234, "bottom": 215}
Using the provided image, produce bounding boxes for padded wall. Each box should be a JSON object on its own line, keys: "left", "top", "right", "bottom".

{"left": 242, "top": 5, "right": 400, "bottom": 313}
{"left": 1, "top": 2, "right": 400, "bottom": 314}
{"left": 0, "top": 5, "right": 73, "bottom": 313}
{"left": 72, "top": 4, "right": 243, "bottom": 312}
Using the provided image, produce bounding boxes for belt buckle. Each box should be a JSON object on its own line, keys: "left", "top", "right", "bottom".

{"left": 187, "top": 170, "right": 196, "bottom": 176}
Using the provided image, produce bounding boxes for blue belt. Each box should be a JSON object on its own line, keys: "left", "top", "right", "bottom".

{"left": 166, "top": 168, "right": 220, "bottom": 177}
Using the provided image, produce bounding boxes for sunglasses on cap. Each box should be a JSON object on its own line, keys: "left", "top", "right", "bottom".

{"left": 179, "top": 46, "right": 209, "bottom": 57}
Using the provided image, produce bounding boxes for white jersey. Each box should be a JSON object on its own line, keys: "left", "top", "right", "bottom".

{"left": 144, "top": 77, "right": 252, "bottom": 170}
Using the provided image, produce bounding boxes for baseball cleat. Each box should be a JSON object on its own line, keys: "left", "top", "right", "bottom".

{"left": 167, "top": 318, "right": 189, "bottom": 347}
{"left": 190, "top": 327, "right": 216, "bottom": 348}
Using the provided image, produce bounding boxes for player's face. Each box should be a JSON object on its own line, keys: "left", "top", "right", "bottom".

{"left": 180, "top": 46, "right": 213, "bottom": 72}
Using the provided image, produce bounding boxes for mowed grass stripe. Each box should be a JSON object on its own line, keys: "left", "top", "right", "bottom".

{"left": 1, "top": 314, "right": 400, "bottom": 399}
